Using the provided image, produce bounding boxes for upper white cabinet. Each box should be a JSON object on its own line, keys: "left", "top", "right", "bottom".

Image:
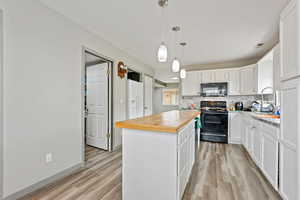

{"left": 240, "top": 64, "right": 258, "bottom": 95}
{"left": 181, "top": 71, "right": 201, "bottom": 96}
{"left": 257, "top": 50, "right": 274, "bottom": 94}
{"left": 201, "top": 70, "right": 215, "bottom": 83}
{"left": 215, "top": 70, "right": 230, "bottom": 83}
{"left": 228, "top": 69, "right": 240, "bottom": 95}
{"left": 273, "top": 44, "right": 281, "bottom": 91}
{"left": 280, "top": 0, "right": 299, "bottom": 81}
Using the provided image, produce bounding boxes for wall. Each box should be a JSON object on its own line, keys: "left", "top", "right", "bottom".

{"left": 0, "top": 0, "right": 154, "bottom": 198}
{"left": 154, "top": 83, "right": 179, "bottom": 114}
{"left": 0, "top": 10, "right": 3, "bottom": 200}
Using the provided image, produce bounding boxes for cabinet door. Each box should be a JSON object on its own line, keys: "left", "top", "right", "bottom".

{"left": 215, "top": 70, "right": 229, "bottom": 83}
{"left": 240, "top": 65, "right": 257, "bottom": 95}
{"left": 246, "top": 125, "right": 253, "bottom": 155}
{"left": 181, "top": 71, "right": 201, "bottom": 96}
{"left": 261, "top": 131, "right": 279, "bottom": 189}
{"left": 229, "top": 112, "right": 241, "bottom": 144}
{"left": 257, "top": 51, "right": 274, "bottom": 94}
{"left": 280, "top": 78, "right": 299, "bottom": 200}
{"left": 273, "top": 44, "right": 281, "bottom": 91}
{"left": 252, "top": 125, "right": 262, "bottom": 167}
{"left": 228, "top": 69, "right": 240, "bottom": 95}
{"left": 280, "top": 0, "right": 299, "bottom": 81}
{"left": 201, "top": 70, "right": 215, "bottom": 83}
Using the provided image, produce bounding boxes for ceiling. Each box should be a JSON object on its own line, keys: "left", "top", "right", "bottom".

{"left": 40, "top": 0, "right": 289, "bottom": 70}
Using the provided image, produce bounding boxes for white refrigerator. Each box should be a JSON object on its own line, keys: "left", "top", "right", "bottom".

{"left": 128, "top": 80, "right": 144, "bottom": 119}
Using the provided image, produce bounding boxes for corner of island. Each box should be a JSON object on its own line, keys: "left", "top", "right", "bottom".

{"left": 116, "top": 110, "right": 200, "bottom": 200}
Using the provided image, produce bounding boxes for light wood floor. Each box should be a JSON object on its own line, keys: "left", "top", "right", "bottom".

{"left": 20, "top": 143, "right": 281, "bottom": 200}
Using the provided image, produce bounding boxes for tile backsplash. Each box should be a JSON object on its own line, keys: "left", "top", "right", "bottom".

{"left": 180, "top": 94, "right": 274, "bottom": 109}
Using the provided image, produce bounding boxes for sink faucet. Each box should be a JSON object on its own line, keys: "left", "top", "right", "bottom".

{"left": 261, "top": 86, "right": 274, "bottom": 112}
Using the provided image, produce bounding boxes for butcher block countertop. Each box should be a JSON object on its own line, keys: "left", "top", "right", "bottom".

{"left": 115, "top": 110, "right": 200, "bottom": 133}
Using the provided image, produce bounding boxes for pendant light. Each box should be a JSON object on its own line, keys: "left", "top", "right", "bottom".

{"left": 171, "top": 26, "right": 181, "bottom": 72}
{"left": 157, "top": 0, "right": 168, "bottom": 62}
{"left": 180, "top": 42, "right": 187, "bottom": 79}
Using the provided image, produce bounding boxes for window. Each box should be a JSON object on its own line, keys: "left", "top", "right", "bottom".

{"left": 162, "top": 88, "right": 179, "bottom": 105}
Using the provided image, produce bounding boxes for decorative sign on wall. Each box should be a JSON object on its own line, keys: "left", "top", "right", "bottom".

{"left": 118, "top": 61, "right": 127, "bottom": 79}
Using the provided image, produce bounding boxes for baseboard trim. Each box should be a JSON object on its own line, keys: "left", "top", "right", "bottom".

{"left": 4, "top": 162, "right": 84, "bottom": 200}
{"left": 229, "top": 139, "right": 241, "bottom": 144}
{"left": 113, "top": 144, "right": 122, "bottom": 151}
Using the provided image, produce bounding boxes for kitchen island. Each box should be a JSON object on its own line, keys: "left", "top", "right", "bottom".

{"left": 116, "top": 110, "right": 200, "bottom": 200}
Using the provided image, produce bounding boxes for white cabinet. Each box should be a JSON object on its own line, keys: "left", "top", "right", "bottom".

{"left": 201, "top": 70, "right": 215, "bottom": 83}
{"left": 279, "top": 78, "right": 299, "bottom": 200}
{"left": 228, "top": 69, "right": 240, "bottom": 95}
{"left": 252, "top": 124, "right": 262, "bottom": 167}
{"left": 257, "top": 50, "right": 274, "bottom": 94}
{"left": 261, "top": 123, "right": 279, "bottom": 190}
{"left": 273, "top": 44, "right": 281, "bottom": 91}
{"left": 181, "top": 71, "right": 201, "bottom": 96}
{"left": 240, "top": 64, "right": 258, "bottom": 95}
{"left": 215, "top": 70, "right": 229, "bottom": 82}
{"left": 228, "top": 112, "right": 241, "bottom": 144}
{"left": 240, "top": 113, "right": 280, "bottom": 193}
{"left": 178, "top": 121, "right": 195, "bottom": 199}
{"left": 280, "top": 0, "right": 300, "bottom": 81}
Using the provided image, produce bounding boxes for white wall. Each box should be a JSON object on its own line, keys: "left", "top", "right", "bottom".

{"left": 0, "top": 0, "right": 154, "bottom": 198}
{"left": 0, "top": 10, "right": 3, "bottom": 200}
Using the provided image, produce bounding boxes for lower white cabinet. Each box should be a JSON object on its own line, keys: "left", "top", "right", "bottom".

{"left": 252, "top": 124, "right": 262, "bottom": 167}
{"left": 178, "top": 120, "right": 196, "bottom": 199}
{"left": 238, "top": 113, "right": 280, "bottom": 194}
{"left": 260, "top": 124, "right": 279, "bottom": 190}
{"left": 228, "top": 112, "right": 242, "bottom": 144}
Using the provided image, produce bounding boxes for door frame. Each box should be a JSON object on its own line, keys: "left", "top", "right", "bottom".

{"left": 81, "top": 46, "right": 114, "bottom": 163}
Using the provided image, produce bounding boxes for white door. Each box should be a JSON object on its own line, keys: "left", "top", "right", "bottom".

{"left": 128, "top": 80, "right": 144, "bottom": 119}
{"left": 144, "top": 75, "right": 153, "bottom": 116}
{"left": 86, "top": 63, "right": 109, "bottom": 150}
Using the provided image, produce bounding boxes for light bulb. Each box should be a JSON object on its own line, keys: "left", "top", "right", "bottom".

{"left": 171, "top": 58, "right": 180, "bottom": 72}
{"left": 180, "top": 69, "right": 186, "bottom": 79}
{"left": 157, "top": 42, "right": 168, "bottom": 62}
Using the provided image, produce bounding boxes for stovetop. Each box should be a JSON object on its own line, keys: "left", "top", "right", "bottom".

{"left": 200, "top": 101, "right": 227, "bottom": 113}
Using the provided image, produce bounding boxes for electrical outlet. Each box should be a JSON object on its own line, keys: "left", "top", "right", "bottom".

{"left": 46, "top": 153, "right": 52, "bottom": 163}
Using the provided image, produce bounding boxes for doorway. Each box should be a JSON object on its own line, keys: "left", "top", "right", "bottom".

{"left": 83, "top": 49, "right": 113, "bottom": 159}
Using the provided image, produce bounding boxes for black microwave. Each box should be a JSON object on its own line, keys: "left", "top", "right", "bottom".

{"left": 200, "top": 82, "right": 228, "bottom": 97}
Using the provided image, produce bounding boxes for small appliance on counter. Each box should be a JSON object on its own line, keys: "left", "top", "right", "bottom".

{"left": 235, "top": 102, "right": 243, "bottom": 111}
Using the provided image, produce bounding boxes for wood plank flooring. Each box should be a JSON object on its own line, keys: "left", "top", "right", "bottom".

{"left": 19, "top": 143, "right": 282, "bottom": 200}
{"left": 183, "top": 142, "right": 282, "bottom": 200}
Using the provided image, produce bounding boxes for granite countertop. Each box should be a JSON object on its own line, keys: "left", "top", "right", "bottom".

{"left": 116, "top": 110, "right": 200, "bottom": 133}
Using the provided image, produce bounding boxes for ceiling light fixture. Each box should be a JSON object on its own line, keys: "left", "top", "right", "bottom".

{"left": 179, "top": 42, "right": 187, "bottom": 79}
{"left": 171, "top": 26, "right": 181, "bottom": 72}
{"left": 157, "top": 0, "right": 168, "bottom": 62}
